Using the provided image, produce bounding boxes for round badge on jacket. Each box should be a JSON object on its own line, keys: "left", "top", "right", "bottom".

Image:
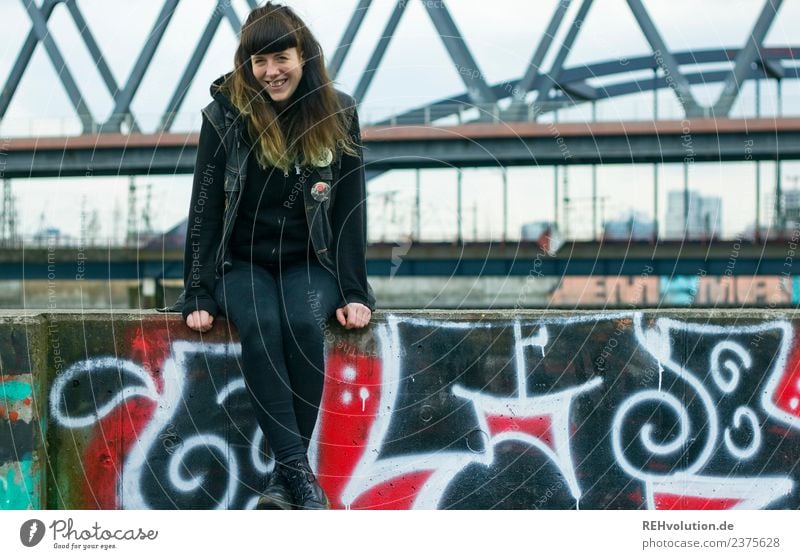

{"left": 313, "top": 148, "right": 333, "bottom": 168}
{"left": 311, "top": 181, "right": 331, "bottom": 202}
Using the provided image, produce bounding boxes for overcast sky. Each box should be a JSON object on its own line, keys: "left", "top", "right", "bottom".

{"left": 2, "top": 0, "right": 800, "bottom": 242}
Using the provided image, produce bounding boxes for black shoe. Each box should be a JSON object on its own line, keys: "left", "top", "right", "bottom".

{"left": 256, "top": 464, "right": 294, "bottom": 510}
{"left": 283, "top": 456, "right": 330, "bottom": 510}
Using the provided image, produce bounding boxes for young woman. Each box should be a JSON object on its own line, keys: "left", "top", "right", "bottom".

{"left": 179, "top": 2, "right": 375, "bottom": 510}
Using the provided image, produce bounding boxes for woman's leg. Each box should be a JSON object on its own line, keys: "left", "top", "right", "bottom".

{"left": 213, "top": 259, "right": 307, "bottom": 464}
{"left": 276, "top": 261, "right": 340, "bottom": 452}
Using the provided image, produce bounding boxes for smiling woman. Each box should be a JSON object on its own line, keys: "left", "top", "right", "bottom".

{"left": 221, "top": 3, "right": 359, "bottom": 174}
{"left": 251, "top": 48, "right": 304, "bottom": 107}
{"left": 170, "top": 1, "right": 377, "bottom": 511}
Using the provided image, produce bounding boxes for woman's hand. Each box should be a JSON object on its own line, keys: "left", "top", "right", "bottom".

{"left": 336, "top": 302, "right": 371, "bottom": 329}
{"left": 186, "top": 310, "right": 214, "bottom": 333}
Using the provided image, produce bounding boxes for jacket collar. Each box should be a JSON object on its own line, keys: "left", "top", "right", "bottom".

{"left": 210, "top": 73, "right": 299, "bottom": 148}
{"left": 210, "top": 72, "right": 239, "bottom": 115}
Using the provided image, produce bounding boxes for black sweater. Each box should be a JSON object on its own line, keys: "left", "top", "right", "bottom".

{"left": 181, "top": 107, "right": 372, "bottom": 320}
{"left": 230, "top": 138, "right": 311, "bottom": 265}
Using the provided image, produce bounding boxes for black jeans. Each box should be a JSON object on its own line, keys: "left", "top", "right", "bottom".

{"left": 213, "top": 257, "right": 340, "bottom": 464}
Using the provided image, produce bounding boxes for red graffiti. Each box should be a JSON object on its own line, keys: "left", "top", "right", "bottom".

{"left": 315, "top": 347, "right": 384, "bottom": 509}
{"left": 654, "top": 493, "right": 742, "bottom": 510}
{"left": 770, "top": 336, "right": 800, "bottom": 420}
{"left": 80, "top": 326, "right": 167, "bottom": 509}
{"left": 80, "top": 397, "right": 156, "bottom": 509}
{"left": 485, "top": 414, "right": 553, "bottom": 448}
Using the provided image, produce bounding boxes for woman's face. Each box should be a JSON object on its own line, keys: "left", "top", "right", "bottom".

{"left": 250, "top": 47, "right": 304, "bottom": 105}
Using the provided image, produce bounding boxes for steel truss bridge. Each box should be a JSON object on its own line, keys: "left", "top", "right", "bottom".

{"left": 2, "top": 0, "right": 800, "bottom": 279}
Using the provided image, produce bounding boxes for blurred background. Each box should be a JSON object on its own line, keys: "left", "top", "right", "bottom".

{"left": 1, "top": 0, "right": 799, "bottom": 309}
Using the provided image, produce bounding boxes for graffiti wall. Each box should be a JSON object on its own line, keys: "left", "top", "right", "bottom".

{"left": 3, "top": 310, "right": 800, "bottom": 509}
{"left": 316, "top": 313, "right": 800, "bottom": 510}
{"left": 0, "top": 314, "right": 44, "bottom": 509}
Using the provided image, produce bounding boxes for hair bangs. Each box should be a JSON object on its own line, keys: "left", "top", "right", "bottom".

{"left": 225, "top": 2, "right": 360, "bottom": 173}
{"left": 242, "top": 14, "right": 298, "bottom": 57}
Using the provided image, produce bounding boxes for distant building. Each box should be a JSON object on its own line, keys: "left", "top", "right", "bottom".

{"left": 602, "top": 211, "right": 655, "bottom": 241}
{"left": 32, "top": 226, "right": 62, "bottom": 245}
{"left": 783, "top": 188, "right": 800, "bottom": 226}
{"left": 740, "top": 188, "right": 800, "bottom": 240}
{"left": 664, "top": 190, "right": 722, "bottom": 240}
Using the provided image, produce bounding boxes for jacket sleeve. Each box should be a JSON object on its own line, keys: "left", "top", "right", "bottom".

{"left": 331, "top": 106, "right": 375, "bottom": 312}
{"left": 181, "top": 113, "right": 226, "bottom": 321}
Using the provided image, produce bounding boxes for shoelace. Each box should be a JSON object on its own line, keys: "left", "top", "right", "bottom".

{"left": 265, "top": 466, "right": 288, "bottom": 488}
{"left": 285, "top": 462, "right": 318, "bottom": 500}
{"left": 286, "top": 463, "right": 314, "bottom": 482}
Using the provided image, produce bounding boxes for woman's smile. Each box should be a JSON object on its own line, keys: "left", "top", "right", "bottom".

{"left": 251, "top": 47, "right": 303, "bottom": 103}
{"left": 266, "top": 78, "right": 288, "bottom": 89}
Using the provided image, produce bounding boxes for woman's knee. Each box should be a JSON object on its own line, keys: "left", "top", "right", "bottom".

{"left": 288, "top": 281, "right": 337, "bottom": 324}
{"left": 236, "top": 306, "right": 283, "bottom": 341}
{"left": 215, "top": 265, "right": 281, "bottom": 336}
{"left": 282, "top": 269, "right": 339, "bottom": 315}
{"left": 284, "top": 308, "right": 327, "bottom": 342}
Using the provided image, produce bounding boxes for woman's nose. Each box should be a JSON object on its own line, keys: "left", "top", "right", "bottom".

{"left": 265, "top": 61, "right": 280, "bottom": 77}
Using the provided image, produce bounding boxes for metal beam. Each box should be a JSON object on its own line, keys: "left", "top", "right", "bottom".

{"left": 713, "top": 0, "right": 784, "bottom": 116}
{"left": 507, "top": 0, "right": 572, "bottom": 120}
{"left": 64, "top": 1, "right": 118, "bottom": 99}
{"left": 23, "top": 0, "right": 95, "bottom": 132}
{"left": 5, "top": 242, "right": 799, "bottom": 279}
{"left": 422, "top": 0, "right": 496, "bottom": 105}
{"left": 5, "top": 119, "right": 800, "bottom": 177}
{"left": 358, "top": 128, "right": 800, "bottom": 169}
{"left": 159, "top": 3, "right": 226, "bottom": 131}
{"left": 162, "top": 0, "right": 250, "bottom": 131}
{"left": 534, "top": 0, "right": 593, "bottom": 104}
{"left": 560, "top": 81, "right": 597, "bottom": 100}
{"left": 759, "top": 58, "right": 785, "bottom": 79}
{"left": 328, "top": 0, "right": 372, "bottom": 80}
{"left": 63, "top": 0, "right": 137, "bottom": 131}
{"left": 222, "top": 2, "right": 244, "bottom": 32}
{"left": 103, "top": 0, "right": 181, "bottom": 132}
{"left": 1, "top": 0, "right": 59, "bottom": 120}
{"left": 368, "top": 256, "right": 800, "bottom": 277}
{"left": 370, "top": 50, "right": 799, "bottom": 127}
{"left": 353, "top": 0, "right": 409, "bottom": 103}
{"left": 626, "top": 0, "right": 704, "bottom": 117}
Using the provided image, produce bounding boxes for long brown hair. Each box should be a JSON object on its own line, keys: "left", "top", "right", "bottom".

{"left": 217, "top": 2, "right": 358, "bottom": 172}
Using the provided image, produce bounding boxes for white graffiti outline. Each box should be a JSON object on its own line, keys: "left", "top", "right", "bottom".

{"left": 614, "top": 314, "right": 796, "bottom": 509}
{"left": 710, "top": 341, "right": 751, "bottom": 394}
{"left": 338, "top": 315, "right": 603, "bottom": 509}
{"left": 50, "top": 357, "right": 159, "bottom": 429}
{"left": 49, "top": 340, "right": 277, "bottom": 509}
{"left": 723, "top": 406, "right": 761, "bottom": 461}
{"left": 120, "top": 341, "right": 235, "bottom": 509}
{"left": 645, "top": 475, "right": 794, "bottom": 510}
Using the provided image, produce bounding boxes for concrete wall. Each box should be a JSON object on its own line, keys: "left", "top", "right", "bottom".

{"left": 5, "top": 274, "right": 798, "bottom": 311}
{"left": 2, "top": 309, "right": 800, "bottom": 510}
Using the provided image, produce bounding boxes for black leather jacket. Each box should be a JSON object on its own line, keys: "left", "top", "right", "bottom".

{"left": 161, "top": 74, "right": 376, "bottom": 314}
